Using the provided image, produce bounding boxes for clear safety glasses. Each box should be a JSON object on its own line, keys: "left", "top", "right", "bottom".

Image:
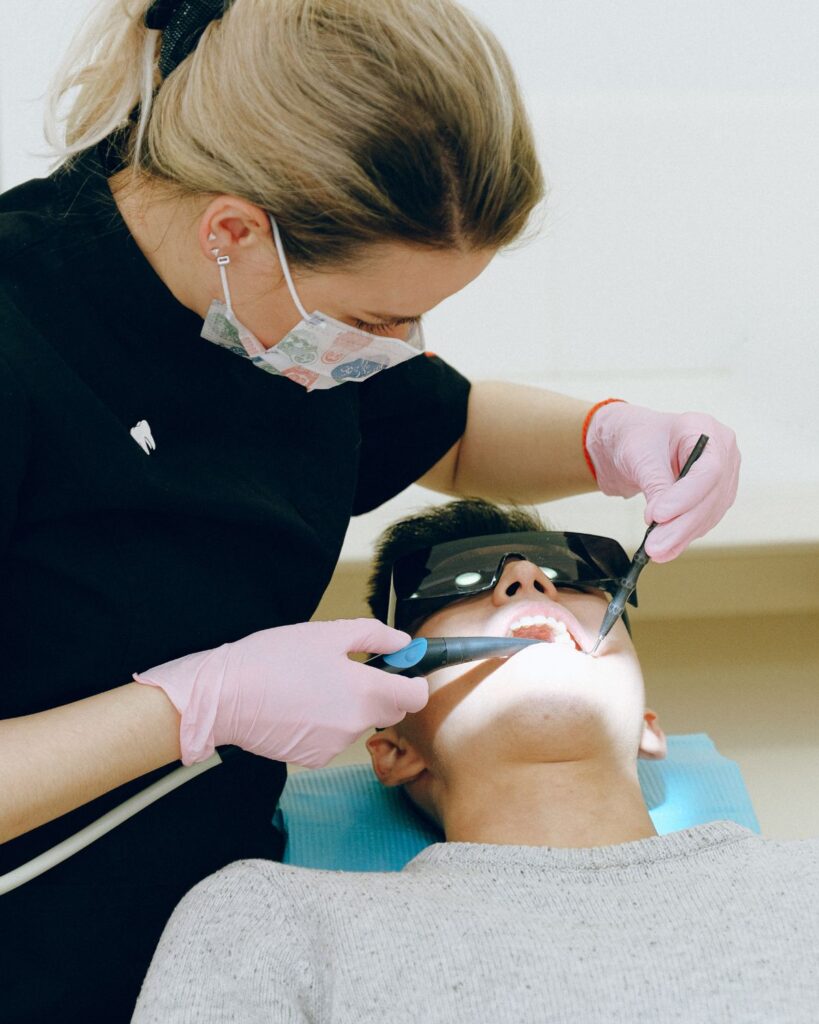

{"left": 387, "top": 531, "right": 637, "bottom": 633}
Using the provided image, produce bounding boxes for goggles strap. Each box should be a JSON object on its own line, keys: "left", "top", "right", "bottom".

{"left": 387, "top": 573, "right": 398, "bottom": 629}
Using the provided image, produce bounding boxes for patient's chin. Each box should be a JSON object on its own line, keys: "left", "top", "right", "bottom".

{"left": 426, "top": 643, "right": 645, "bottom": 766}
{"left": 442, "top": 689, "right": 612, "bottom": 766}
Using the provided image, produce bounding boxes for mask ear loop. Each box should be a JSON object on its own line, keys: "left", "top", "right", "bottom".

{"left": 209, "top": 237, "right": 266, "bottom": 358}
{"left": 209, "top": 233, "right": 236, "bottom": 319}
{"left": 268, "top": 214, "right": 311, "bottom": 322}
{"left": 216, "top": 255, "right": 234, "bottom": 318}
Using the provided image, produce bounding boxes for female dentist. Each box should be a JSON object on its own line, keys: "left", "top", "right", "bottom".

{"left": 0, "top": 1, "right": 739, "bottom": 1019}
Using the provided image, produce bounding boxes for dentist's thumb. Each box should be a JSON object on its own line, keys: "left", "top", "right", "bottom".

{"left": 342, "top": 618, "right": 429, "bottom": 722}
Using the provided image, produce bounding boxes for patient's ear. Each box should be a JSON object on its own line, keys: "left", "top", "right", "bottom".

{"left": 638, "top": 709, "right": 667, "bottom": 760}
{"left": 366, "top": 729, "right": 428, "bottom": 787}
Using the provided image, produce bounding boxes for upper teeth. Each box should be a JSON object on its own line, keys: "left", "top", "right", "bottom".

{"left": 508, "top": 615, "right": 575, "bottom": 645}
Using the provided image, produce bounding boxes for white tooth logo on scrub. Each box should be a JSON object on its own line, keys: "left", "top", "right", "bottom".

{"left": 201, "top": 214, "right": 425, "bottom": 391}
{"left": 129, "top": 420, "right": 156, "bottom": 455}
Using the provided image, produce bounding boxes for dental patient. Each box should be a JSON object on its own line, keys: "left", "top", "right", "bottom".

{"left": 132, "top": 500, "right": 819, "bottom": 1023}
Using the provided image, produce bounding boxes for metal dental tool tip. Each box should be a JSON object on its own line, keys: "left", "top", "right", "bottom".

{"left": 589, "top": 433, "right": 710, "bottom": 656}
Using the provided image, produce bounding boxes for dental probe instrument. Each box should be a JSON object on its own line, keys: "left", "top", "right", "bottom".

{"left": 589, "top": 433, "right": 710, "bottom": 656}
{"left": 366, "top": 635, "right": 543, "bottom": 677}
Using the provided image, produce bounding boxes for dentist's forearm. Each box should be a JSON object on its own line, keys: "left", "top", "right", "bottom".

{"left": 0, "top": 683, "right": 181, "bottom": 844}
{"left": 451, "top": 381, "right": 597, "bottom": 502}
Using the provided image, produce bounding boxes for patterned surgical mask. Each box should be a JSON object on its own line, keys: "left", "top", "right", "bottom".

{"left": 201, "top": 214, "right": 425, "bottom": 391}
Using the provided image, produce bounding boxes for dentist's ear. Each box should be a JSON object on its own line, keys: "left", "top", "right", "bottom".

{"left": 366, "top": 728, "right": 428, "bottom": 786}
{"left": 638, "top": 710, "right": 667, "bottom": 760}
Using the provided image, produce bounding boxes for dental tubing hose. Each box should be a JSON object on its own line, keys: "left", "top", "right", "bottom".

{"left": 590, "top": 433, "right": 710, "bottom": 655}
{"left": 1, "top": 636, "right": 537, "bottom": 894}
{"left": 0, "top": 746, "right": 239, "bottom": 896}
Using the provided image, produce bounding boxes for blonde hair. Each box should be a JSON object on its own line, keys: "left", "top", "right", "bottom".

{"left": 45, "top": 0, "right": 546, "bottom": 270}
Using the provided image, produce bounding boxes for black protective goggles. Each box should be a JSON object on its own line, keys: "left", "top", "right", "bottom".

{"left": 387, "top": 531, "right": 637, "bottom": 633}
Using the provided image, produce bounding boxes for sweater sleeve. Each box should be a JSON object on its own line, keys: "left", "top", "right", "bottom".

{"left": 131, "top": 861, "right": 319, "bottom": 1023}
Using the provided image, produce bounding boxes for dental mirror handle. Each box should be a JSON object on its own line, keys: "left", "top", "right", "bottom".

{"left": 590, "top": 433, "right": 710, "bottom": 655}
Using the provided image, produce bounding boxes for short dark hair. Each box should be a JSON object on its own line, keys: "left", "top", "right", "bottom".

{"left": 367, "top": 498, "right": 546, "bottom": 629}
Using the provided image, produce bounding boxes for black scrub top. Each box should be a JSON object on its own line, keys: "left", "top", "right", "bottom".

{"left": 0, "top": 140, "right": 470, "bottom": 1023}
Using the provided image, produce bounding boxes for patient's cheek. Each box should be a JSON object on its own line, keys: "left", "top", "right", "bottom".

{"left": 404, "top": 665, "right": 480, "bottom": 746}
{"left": 397, "top": 701, "right": 441, "bottom": 758}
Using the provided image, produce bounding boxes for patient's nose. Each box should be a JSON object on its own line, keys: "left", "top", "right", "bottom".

{"left": 491, "top": 558, "right": 560, "bottom": 606}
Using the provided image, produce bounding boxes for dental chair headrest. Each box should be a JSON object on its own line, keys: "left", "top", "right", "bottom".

{"left": 274, "top": 734, "right": 761, "bottom": 872}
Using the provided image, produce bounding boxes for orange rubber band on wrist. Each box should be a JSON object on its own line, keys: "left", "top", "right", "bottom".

{"left": 582, "top": 398, "right": 626, "bottom": 481}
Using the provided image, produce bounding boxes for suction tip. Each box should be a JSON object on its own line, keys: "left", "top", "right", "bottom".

{"left": 588, "top": 637, "right": 602, "bottom": 657}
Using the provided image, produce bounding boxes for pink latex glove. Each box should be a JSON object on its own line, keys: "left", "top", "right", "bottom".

{"left": 134, "top": 619, "right": 427, "bottom": 769}
{"left": 584, "top": 402, "right": 740, "bottom": 562}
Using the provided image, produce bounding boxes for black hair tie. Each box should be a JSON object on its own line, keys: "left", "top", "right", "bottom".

{"left": 145, "top": 0, "right": 231, "bottom": 78}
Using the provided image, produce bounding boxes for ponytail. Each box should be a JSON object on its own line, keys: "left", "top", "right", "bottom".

{"left": 45, "top": 1, "right": 159, "bottom": 168}
{"left": 45, "top": 0, "right": 547, "bottom": 270}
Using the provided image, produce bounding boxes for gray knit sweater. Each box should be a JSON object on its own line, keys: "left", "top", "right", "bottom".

{"left": 132, "top": 821, "right": 819, "bottom": 1023}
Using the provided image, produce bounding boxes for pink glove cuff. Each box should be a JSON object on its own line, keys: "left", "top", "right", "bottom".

{"left": 582, "top": 398, "right": 626, "bottom": 482}
{"left": 134, "top": 645, "right": 230, "bottom": 765}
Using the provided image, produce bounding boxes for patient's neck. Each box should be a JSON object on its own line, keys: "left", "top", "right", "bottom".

{"left": 439, "top": 757, "right": 656, "bottom": 848}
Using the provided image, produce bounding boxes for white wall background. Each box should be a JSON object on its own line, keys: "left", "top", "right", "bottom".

{"left": 2, "top": 2, "right": 817, "bottom": 555}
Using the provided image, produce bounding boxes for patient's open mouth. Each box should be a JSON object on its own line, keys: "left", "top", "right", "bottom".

{"left": 508, "top": 615, "right": 581, "bottom": 652}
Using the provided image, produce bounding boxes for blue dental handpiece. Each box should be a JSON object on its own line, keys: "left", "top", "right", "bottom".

{"left": 365, "top": 636, "right": 542, "bottom": 677}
